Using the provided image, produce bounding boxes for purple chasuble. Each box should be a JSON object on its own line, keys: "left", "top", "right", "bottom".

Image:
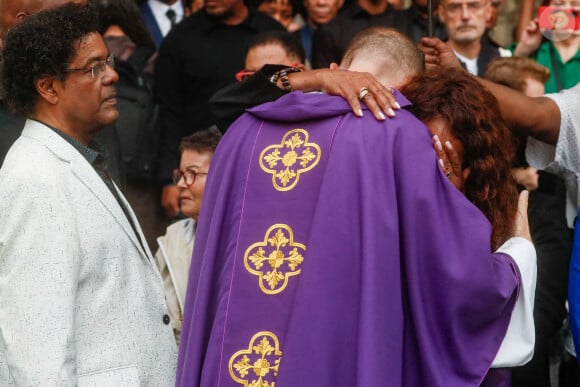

{"left": 176, "top": 91, "right": 521, "bottom": 387}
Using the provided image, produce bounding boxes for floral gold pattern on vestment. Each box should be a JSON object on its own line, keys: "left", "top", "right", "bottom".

{"left": 259, "top": 129, "right": 321, "bottom": 191}
{"left": 244, "top": 224, "right": 305, "bottom": 295}
{"left": 228, "top": 331, "right": 282, "bottom": 387}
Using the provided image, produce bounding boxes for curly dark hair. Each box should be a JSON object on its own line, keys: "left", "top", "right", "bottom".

{"left": 0, "top": 3, "right": 99, "bottom": 116}
{"left": 401, "top": 68, "right": 518, "bottom": 250}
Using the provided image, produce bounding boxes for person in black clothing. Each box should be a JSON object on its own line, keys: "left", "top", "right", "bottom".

{"left": 295, "top": 0, "right": 344, "bottom": 64}
{"left": 95, "top": 0, "right": 170, "bottom": 251}
{"left": 154, "top": 0, "right": 285, "bottom": 217}
{"left": 311, "top": 0, "right": 446, "bottom": 69}
{"left": 0, "top": 103, "right": 24, "bottom": 167}
{"left": 311, "top": 0, "right": 396, "bottom": 69}
{"left": 391, "top": 0, "right": 447, "bottom": 43}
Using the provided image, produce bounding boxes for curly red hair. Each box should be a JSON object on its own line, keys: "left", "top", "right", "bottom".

{"left": 401, "top": 68, "right": 518, "bottom": 250}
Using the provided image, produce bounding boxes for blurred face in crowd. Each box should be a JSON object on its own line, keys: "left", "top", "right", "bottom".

{"left": 486, "top": 0, "right": 502, "bottom": 29}
{"left": 177, "top": 149, "right": 213, "bottom": 220}
{"left": 439, "top": 0, "right": 491, "bottom": 45}
{"left": 245, "top": 43, "right": 304, "bottom": 71}
{"left": 549, "top": 0, "right": 580, "bottom": 9}
{"left": 0, "top": 0, "right": 39, "bottom": 41}
{"left": 0, "top": 0, "right": 87, "bottom": 45}
{"left": 304, "top": 0, "right": 343, "bottom": 26}
{"left": 185, "top": 0, "right": 204, "bottom": 15}
{"left": 258, "top": 0, "right": 294, "bottom": 29}
{"left": 204, "top": 0, "right": 246, "bottom": 20}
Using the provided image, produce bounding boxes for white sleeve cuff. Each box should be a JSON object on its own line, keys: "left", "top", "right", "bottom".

{"left": 491, "top": 237, "right": 537, "bottom": 368}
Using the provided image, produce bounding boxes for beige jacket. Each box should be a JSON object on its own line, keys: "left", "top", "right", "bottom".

{"left": 155, "top": 218, "right": 195, "bottom": 344}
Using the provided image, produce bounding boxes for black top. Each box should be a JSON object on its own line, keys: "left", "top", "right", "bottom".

{"left": 153, "top": 8, "right": 285, "bottom": 183}
{"left": 209, "top": 64, "right": 287, "bottom": 132}
{"left": 390, "top": 6, "right": 447, "bottom": 44}
{"left": 311, "top": 3, "right": 398, "bottom": 69}
{"left": 0, "top": 101, "right": 25, "bottom": 168}
{"left": 311, "top": 3, "right": 447, "bottom": 69}
{"left": 456, "top": 33, "right": 504, "bottom": 77}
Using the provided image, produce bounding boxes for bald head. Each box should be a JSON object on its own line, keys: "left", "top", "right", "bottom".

{"left": 0, "top": 0, "right": 87, "bottom": 42}
{"left": 340, "top": 27, "right": 424, "bottom": 88}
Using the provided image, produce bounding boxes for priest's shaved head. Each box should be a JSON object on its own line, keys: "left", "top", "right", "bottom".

{"left": 340, "top": 27, "right": 424, "bottom": 88}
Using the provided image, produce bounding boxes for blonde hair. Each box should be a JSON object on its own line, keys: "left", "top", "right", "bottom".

{"left": 340, "top": 27, "right": 423, "bottom": 87}
{"left": 485, "top": 57, "right": 550, "bottom": 92}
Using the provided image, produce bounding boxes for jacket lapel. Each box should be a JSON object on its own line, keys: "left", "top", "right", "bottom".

{"left": 22, "top": 120, "right": 153, "bottom": 263}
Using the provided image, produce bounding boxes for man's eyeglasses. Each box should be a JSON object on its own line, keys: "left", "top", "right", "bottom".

{"left": 444, "top": 1, "right": 488, "bottom": 14}
{"left": 172, "top": 168, "right": 208, "bottom": 186}
{"left": 65, "top": 54, "right": 115, "bottom": 79}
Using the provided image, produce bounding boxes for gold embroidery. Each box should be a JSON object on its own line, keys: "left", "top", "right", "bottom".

{"left": 260, "top": 129, "right": 321, "bottom": 191}
{"left": 229, "top": 331, "right": 282, "bottom": 387}
{"left": 244, "top": 224, "right": 305, "bottom": 295}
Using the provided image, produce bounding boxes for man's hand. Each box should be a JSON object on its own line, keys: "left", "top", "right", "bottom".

{"left": 161, "top": 185, "right": 180, "bottom": 218}
{"left": 512, "top": 167, "right": 539, "bottom": 191}
{"left": 513, "top": 19, "right": 542, "bottom": 57}
{"left": 288, "top": 67, "right": 401, "bottom": 121}
{"left": 513, "top": 190, "right": 532, "bottom": 241}
{"left": 419, "top": 37, "right": 463, "bottom": 71}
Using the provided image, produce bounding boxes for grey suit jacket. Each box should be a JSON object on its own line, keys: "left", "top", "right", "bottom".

{"left": 0, "top": 120, "right": 177, "bottom": 385}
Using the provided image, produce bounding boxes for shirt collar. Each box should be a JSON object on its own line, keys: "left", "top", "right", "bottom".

{"left": 148, "top": 0, "right": 185, "bottom": 36}
{"left": 35, "top": 119, "right": 109, "bottom": 169}
{"left": 148, "top": 0, "right": 184, "bottom": 18}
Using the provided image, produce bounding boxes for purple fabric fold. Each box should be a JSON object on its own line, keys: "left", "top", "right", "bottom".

{"left": 176, "top": 91, "right": 520, "bottom": 387}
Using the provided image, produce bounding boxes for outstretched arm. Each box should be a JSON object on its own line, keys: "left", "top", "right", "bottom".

{"left": 209, "top": 65, "right": 401, "bottom": 131}
{"left": 419, "top": 37, "right": 561, "bottom": 145}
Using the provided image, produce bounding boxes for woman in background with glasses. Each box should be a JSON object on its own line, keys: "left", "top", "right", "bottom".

{"left": 155, "top": 127, "right": 222, "bottom": 345}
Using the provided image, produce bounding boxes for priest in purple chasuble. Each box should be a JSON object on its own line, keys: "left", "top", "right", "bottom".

{"left": 175, "top": 90, "right": 532, "bottom": 386}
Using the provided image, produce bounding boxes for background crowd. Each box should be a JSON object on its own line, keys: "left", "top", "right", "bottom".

{"left": 1, "top": 0, "right": 580, "bottom": 385}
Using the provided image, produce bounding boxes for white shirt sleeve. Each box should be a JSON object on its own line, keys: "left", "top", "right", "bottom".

{"left": 526, "top": 84, "right": 580, "bottom": 227}
{"left": 491, "top": 236, "right": 537, "bottom": 367}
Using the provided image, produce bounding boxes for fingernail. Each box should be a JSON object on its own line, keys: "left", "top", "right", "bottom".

{"left": 378, "top": 111, "right": 386, "bottom": 120}
{"left": 445, "top": 141, "right": 453, "bottom": 149}
{"left": 357, "top": 109, "right": 363, "bottom": 117}
{"left": 438, "top": 158, "right": 445, "bottom": 169}
{"left": 435, "top": 140, "right": 443, "bottom": 151}
{"left": 433, "top": 134, "right": 440, "bottom": 142}
{"left": 394, "top": 101, "right": 401, "bottom": 109}
{"left": 387, "top": 108, "right": 395, "bottom": 117}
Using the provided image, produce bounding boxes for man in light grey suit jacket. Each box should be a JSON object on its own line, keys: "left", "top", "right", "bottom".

{"left": 0, "top": 4, "right": 177, "bottom": 385}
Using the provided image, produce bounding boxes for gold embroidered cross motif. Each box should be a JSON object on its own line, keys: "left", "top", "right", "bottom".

{"left": 229, "top": 331, "right": 282, "bottom": 387}
{"left": 259, "top": 128, "right": 321, "bottom": 191}
{"left": 244, "top": 224, "right": 305, "bottom": 295}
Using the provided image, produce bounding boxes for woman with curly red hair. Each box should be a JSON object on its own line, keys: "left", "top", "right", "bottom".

{"left": 401, "top": 67, "right": 519, "bottom": 251}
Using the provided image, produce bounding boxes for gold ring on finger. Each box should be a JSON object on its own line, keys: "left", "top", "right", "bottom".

{"left": 358, "top": 87, "right": 370, "bottom": 100}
